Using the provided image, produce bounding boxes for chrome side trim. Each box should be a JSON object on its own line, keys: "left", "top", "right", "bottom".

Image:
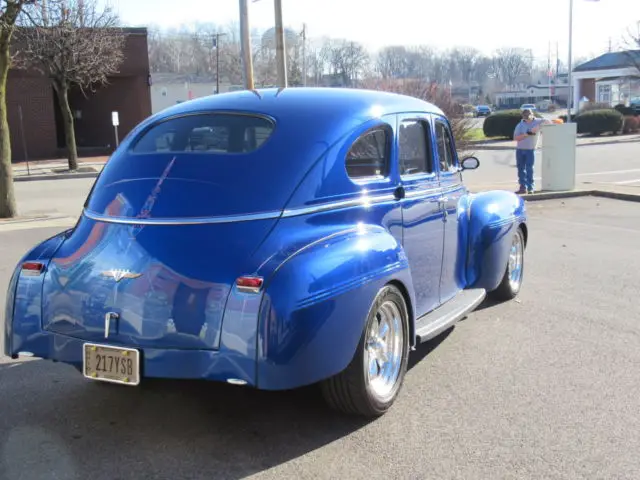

{"left": 83, "top": 208, "right": 282, "bottom": 225}
{"left": 83, "top": 186, "right": 466, "bottom": 226}
{"left": 281, "top": 193, "right": 396, "bottom": 218}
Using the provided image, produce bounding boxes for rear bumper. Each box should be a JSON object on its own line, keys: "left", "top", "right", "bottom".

{"left": 7, "top": 330, "right": 257, "bottom": 387}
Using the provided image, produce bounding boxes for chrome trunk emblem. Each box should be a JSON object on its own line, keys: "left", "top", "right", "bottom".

{"left": 101, "top": 269, "right": 142, "bottom": 283}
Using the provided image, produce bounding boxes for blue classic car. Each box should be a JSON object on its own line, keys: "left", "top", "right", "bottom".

{"left": 4, "top": 88, "right": 527, "bottom": 417}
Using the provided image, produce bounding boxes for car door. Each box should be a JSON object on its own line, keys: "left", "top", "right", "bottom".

{"left": 432, "top": 114, "right": 466, "bottom": 304}
{"left": 396, "top": 113, "right": 445, "bottom": 318}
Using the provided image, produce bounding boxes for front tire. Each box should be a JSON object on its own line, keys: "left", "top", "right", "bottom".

{"left": 489, "top": 226, "right": 525, "bottom": 301}
{"left": 321, "top": 284, "right": 410, "bottom": 417}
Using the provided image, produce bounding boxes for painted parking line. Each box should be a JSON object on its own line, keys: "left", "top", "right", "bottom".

{"left": 613, "top": 179, "right": 640, "bottom": 185}
{"left": 577, "top": 168, "right": 640, "bottom": 177}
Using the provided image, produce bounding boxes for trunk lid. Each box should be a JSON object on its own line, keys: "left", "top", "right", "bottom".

{"left": 41, "top": 214, "right": 277, "bottom": 350}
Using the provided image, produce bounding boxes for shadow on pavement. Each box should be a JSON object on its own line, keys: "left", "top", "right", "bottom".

{"left": 0, "top": 326, "right": 454, "bottom": 480}
{"left": 0, "top": 359, "right": 371, "bottom": 480}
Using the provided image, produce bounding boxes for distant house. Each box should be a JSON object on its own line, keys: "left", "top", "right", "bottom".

{"left": 150, "top": 73, "right": 236, "bottom": 114}
{"left": 494, "top": 82, "right": 570, "bottom": 109}
{"left": 570, "top": 50, "right": 640, "bottom": 111}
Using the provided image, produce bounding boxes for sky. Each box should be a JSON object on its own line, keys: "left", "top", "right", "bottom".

{"left": 102, "top": 0, "right": 640, "bottom": 63}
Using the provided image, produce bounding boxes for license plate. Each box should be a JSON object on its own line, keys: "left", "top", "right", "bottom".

{"left": 83, "top": 343, "right": 140, "bottom": 386}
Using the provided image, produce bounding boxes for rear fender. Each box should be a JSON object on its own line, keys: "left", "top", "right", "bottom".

{"left": 4, "top": 230, "right": 70, "bottom": 358}
{"left": 255, "top": 224, "right": 414, "bottom": 390}
{"left": 466, "top": 191, "right": 527, "bottom": 291}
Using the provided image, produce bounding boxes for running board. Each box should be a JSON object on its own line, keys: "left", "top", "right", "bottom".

{"left": 414, "top": 288, "right": 487, "bottom": 344}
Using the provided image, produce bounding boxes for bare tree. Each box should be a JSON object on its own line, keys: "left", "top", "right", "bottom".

{"left": 16, "top": 0, "right": 126, "bottom": 170}
{"left": 493, "top": 48, "right": 529, "bottom": 88}
{"left": 359, "top": 78, "right": 474, "bottom": 156}
{"left": 0, "top": 0, "right": 35, "bottom": 218}
{"left": 376, "top": 46, "right": 409, "bottom": 79}
{"left": 623, "top": 20, "right": 640, "bottom": 74}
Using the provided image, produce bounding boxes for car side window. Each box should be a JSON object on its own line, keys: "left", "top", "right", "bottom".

{"left": 345, "top": 126, "right": 390, "bottom": 179}
{"left": 435, "top": 120, "right": 457, "bottom": 173}
{"left": 398, "top": 120, "right": 433, "bottom": 176}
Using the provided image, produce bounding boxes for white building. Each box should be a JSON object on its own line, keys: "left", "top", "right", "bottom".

{"left": 150, "top": 73, "right": 240, "bottom": 114}
{"left": 570, "top": 50, "right": 640, "bottom": 112}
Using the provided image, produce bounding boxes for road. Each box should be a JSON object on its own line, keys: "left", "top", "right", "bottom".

{"left": 9, "top": 141, "right": 639, "bottom": 223}
{"left": 1, "top": 196, "right": 640, "bottom": 479}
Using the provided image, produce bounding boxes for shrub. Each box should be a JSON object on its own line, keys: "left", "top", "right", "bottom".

{"left": 482, "top": 109, "right": 543, "bottom": 139}
{"left": 580, "top": 102, "right": 613, "bottom": 113}
{"left": 576, "top": 109, "right": 624, "bottom": 135}
{"left": 623, "top": 115, "right": 640, "bottom": 134}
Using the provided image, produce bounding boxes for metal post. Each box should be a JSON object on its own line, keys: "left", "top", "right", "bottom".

{"left": 274, "top": 0, "right": 287, "bottom": 88}
{"left": 239, "top": 0, "right": 254, "bottom": 90}
{"left": 114, "top": 126, "right": 119, "bottom": 147}
{"left": 18, "top": 106, "right": 30, "bottom": 176}
{"left": 214, "top": 33, "right": 226, "bottom": 94}
{"left": 567, "top": 0, "right": 574, "bottom": 122}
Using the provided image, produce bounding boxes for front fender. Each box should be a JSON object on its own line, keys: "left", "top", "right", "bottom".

{"left": 255, "top": 224, "right": 413, "bottom": 390}
{"left": 4, "top": 229, "right": 70, "bottom": 358}
{"left": 466, "top": 190, "right": 527, "bottom": 291}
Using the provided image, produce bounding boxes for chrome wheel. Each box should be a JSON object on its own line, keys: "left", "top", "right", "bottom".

{"left": 364, "top": 300, "right": 404, "bottom": 401}
{"left": 508, "top": 228, "right": 524, "bottom": 292}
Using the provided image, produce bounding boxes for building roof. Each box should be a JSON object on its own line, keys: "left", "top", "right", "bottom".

{"left": 574, "top": 50, "right": 640, "bottom": 72}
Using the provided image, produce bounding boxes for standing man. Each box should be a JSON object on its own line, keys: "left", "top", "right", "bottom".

{"left": 513, "top": 108, "right": 551, "bottom": 194}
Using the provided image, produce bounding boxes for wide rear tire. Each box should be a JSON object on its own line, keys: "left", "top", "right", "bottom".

{"left": 321, "top": 284, "right": 410, "bottom": 417}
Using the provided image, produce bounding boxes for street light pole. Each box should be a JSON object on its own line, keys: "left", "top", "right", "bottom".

{"left": 567, "top": 0, "right": 575, "bottom": 122}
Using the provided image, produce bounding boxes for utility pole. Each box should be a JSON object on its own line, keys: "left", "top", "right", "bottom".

{"left": 213, "top": 32, "right": 227, "bottom": 94}
{"left": 274, "top": 0, "right": 287, "bottom": 88}
{"left": 302, "top": 23, "right": 307, "bottom": 87}
{"left": 239, "top": 0, "right": 254, "bottom": 90}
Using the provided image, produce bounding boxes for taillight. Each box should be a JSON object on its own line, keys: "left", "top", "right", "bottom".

{"left": 236, "top": 276, "right": 263, "bottom": 293}
{"left": 21, "top": 262, "right": 45, "bottom": 276}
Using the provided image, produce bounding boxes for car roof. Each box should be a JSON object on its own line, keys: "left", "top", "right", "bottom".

{"left": 149, "top": 87, "right": 446, "bottom": 124}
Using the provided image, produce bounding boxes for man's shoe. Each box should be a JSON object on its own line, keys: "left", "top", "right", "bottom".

{"left": 515, "top": 187, "right": 526, "bottom": 194}
{"left": 527, "top": 189, "right": 535, "bottom": 194}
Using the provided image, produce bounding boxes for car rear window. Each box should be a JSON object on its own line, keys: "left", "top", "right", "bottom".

{"left": 131, "top": 113, "right": 275, "bottom": 154}
{"left": 84, "top": 112, "right": 292, "bottom": 219}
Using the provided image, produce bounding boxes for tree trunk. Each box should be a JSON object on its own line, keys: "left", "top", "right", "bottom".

{"left": 0, "top": 34, "right": 17, "bottom": 218}
{"left": 55, "top": 84, "right": 78, "bottom": 171}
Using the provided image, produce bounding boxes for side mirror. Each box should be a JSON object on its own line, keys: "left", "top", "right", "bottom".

{"left": 461, "top": 156, "right": 480, "bottom": 170}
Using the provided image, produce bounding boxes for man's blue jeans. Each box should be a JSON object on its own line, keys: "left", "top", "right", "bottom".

{"left": 516, "top": 148, "right": 535, "bottom": 191}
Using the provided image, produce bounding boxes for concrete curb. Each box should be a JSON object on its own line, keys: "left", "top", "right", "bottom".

{"left": 470, "top": 136, "right": 639, "bottom": 151}
{"left": 13, "top": 171, "right": 99, "bottom": 182}
{"left": 521, "top": 189, "right": 640, "bottom": 203}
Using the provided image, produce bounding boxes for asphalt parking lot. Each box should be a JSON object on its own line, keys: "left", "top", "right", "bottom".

{"left": 1, "top": 196, "right": 639, "bottom": 480}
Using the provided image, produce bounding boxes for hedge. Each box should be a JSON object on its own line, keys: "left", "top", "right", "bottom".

{"left": 576, "top": 109, "right": 624, "bottom": 135}
{"left": 482, "top": 109, "right": 543, "bottom": 139}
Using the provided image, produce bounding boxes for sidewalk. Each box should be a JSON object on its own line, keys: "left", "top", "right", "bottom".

{"left": 467, "top": 182, "right": 640, "bottom": 202}
{"left": 470, "top": 132, "right": 640, "bottom": 151}
{"left": 12, "top": 156, "right": 108, "bottom": 181}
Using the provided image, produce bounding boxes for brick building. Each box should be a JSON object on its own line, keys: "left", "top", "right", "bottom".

{"left": 7, "top": 27, "right": 152, "bottom": 163}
